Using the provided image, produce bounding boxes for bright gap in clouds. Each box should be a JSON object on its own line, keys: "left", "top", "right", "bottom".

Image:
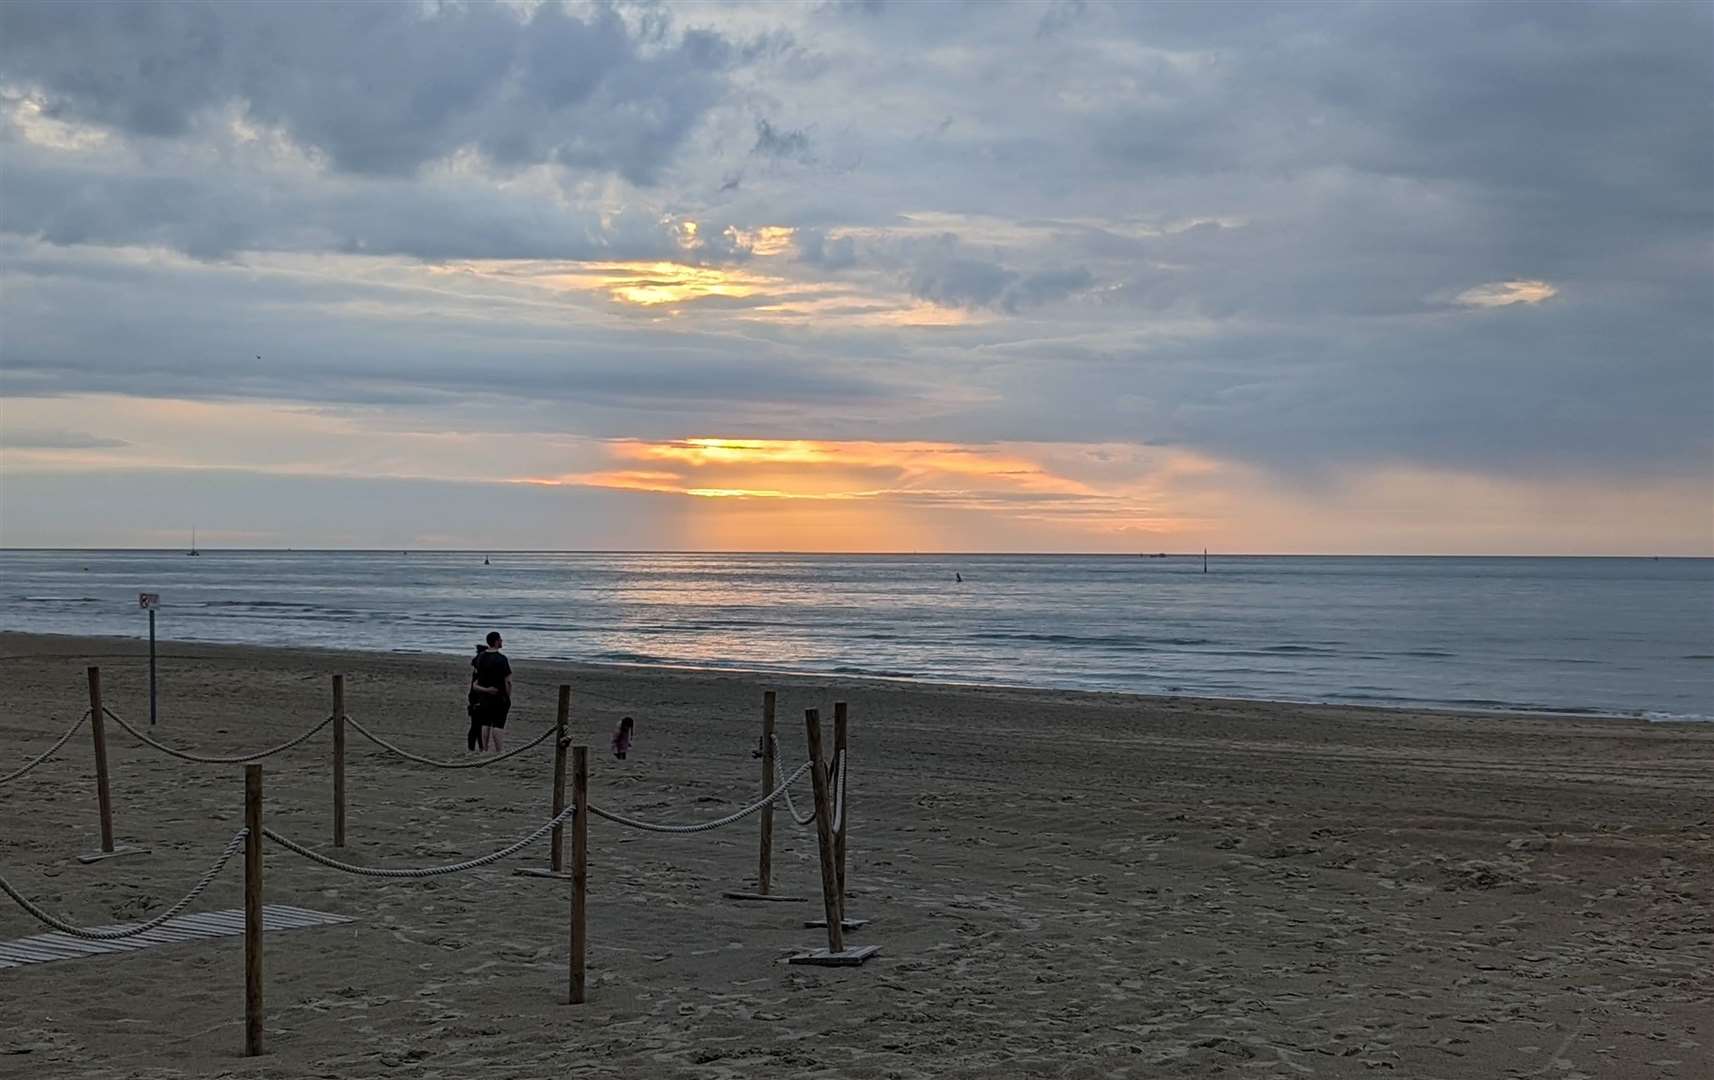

{"left": 1455, "top": 280, "right": 1559, "bottom": 308}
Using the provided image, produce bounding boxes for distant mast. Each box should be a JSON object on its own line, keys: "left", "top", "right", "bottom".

{"left": 188, "top": 526, "right": 200, "bottom": 557}
{"left": 1202, "top": 547, "right": 1208, "bottom": 574}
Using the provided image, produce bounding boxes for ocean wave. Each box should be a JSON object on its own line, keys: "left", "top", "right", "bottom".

{"left": 1645, "top": 711, "right": 1713, "bottom": 723}
{"left": 830, "top": 665, "right": 918, "bottom": 679}
{"left": 968, "top": 631, "right": 1215, "bottom": 648}
{"left": 20, "top": 596, "right": 101, "bottom": 603}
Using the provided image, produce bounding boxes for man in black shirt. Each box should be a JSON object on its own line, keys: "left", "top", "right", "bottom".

{"left": 470, "top": 630, "right": 512, "bottom": 752}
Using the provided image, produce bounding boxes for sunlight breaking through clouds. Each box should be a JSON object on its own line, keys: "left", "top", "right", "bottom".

{"left": 1455, "top": 280, "right": 1559, "bottom": 308}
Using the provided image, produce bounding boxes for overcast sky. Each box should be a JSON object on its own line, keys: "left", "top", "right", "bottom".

{"left": 1, "top": 0, "right": 1709, "bottom": 553}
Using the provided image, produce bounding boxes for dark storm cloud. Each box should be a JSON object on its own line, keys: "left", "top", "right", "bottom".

{"left": 0, "top": 0, "right": 736, "bottom": 182}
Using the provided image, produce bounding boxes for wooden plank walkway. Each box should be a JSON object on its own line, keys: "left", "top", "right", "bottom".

{"left": 0, "top": 905, "right": 353, "bottom": 970}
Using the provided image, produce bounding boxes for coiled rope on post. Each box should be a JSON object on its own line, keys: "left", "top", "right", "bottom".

{"left": 0, "top": 829, "right": 247, "bottom": 940}
{"left": 0, "top": 711, "right": 90, "bottom": 785}
{"left": 263, "top": 804, "right": 576, "bottom": 878}
{"left": 104, "top": 707, "right": 334, "bottom": 764}
{"left": 343, "top": 714, "right": 556, "bottom": 769}
{"left": 589, "top": 759, "right": 814, "bottom": 834}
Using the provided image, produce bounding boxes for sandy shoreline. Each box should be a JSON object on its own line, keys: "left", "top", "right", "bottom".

{"left": 1, "top": 631, "right": 1710, "bottom": 1078}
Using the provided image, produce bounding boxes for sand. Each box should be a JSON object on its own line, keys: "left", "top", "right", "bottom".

{"left": 0, "top": 631, "right": 1709, "bottom": 1079}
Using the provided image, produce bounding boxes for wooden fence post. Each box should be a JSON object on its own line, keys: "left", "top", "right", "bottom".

{"left": 332, "top": 675, "right": 346, "bottom": 848}
{"left": 570, "top": 745, "right": 588, "bottom": 1004}
{"left": 86, "top": 667, "right": 115, "bottom": 855}
{"left": 245, "top": 764, "right": 264, "bottom": 1057}
{"left": 551, "top": 686, "right": 571, "bottom": 873}
{"left": 833, "top": 700, "right": 848, "bottom": 924}
{"left": 758, "top": 690, "right": 777, "bottom": 894}
{"left": 804, "top": 709, "right": 843, "bottom": 954}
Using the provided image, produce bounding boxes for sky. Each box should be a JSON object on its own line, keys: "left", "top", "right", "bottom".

{"left": 0, "top": 0, "right": 1709, "bottom": 554}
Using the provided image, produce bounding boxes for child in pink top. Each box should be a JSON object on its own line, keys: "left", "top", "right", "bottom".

{"left": 611, "top": 716, "right": 634, "bottom": 760}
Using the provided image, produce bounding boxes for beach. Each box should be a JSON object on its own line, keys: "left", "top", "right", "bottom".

{"left": 1, "top": 631, "right": 1709, "bottom": 1078}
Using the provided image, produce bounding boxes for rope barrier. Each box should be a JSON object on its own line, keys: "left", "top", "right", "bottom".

{"left": 0, "top": 711, "right": 90, "bottom": 785}
{"left": 263, "top": 804, "right": 576, "bottom": 878}
{"left": 832, "top": 750, "right": 847, "bottom": 833}
{"left": 770, "top": 736, "right": 817, "bottom": 826}
{"left": 0, "top": 829, "right": 247, "bottom": 940}
{"left": 104, "top": 707, "right": 334, "bottom": 764}
{"left": 343, "top": 714, "right": 556, "bottom": 769}
{"left": 589, "top": 759, "right": 814, "bottom": 834}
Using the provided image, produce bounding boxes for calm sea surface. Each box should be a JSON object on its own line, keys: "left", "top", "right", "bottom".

{"left": 1, "top": 551, "right": 1708, "bottom": 719}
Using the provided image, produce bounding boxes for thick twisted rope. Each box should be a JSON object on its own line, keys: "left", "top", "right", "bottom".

{"left": 769, "top": 736, "right": 817, "bottom": 826}
{"left": 0, "top": 829, "right": 247, "bottom": 940}
{"left": 589, "top": 759, "right": 814, "bottom": 834}
{"left": 105, "top": 706, "right": 333, "bottom": 764}
{"left": 833, "top": 751, "right": 847, "bottom": 833}
{"left": 344, "top": 714, "right": 556, "bottom": 769}
{"left": 779, "top": 769, "right": 817, "bottom": 826}
{"left": 0, "top": 711, "right": 90, "bottom": 785}
{"left": 263, "top": 804, "right": 576, "bottom": 878}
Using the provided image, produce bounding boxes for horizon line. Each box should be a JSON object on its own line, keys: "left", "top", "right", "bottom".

{"left": 1, "top": 547, "right": 1707, "bottom": 560}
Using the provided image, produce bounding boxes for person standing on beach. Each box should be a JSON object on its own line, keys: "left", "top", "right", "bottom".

{"left": 469, "top": 630, "right": 512, "bottom": 752}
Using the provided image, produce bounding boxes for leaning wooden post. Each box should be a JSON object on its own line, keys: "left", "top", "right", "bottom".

{"left": 550, "top": 685, "right": 571, "bottom": 874}
{"left": 832, "top": 700, "right": 849, "bottom": 924}
{"left": 757, "top": 690, "right": 777, "bottom": 895}
{"left": 86, "top": 666, "right": 116, "bottom": 854}
{"left": 244, "top": 764, "right": 264, "bottom": 1057}
{"left": 332, "top": 675, "right": 346, "bottom": 848}
{"left": 569, "top": 745, "right": 588, "bottom": 1005}
{"left": 804, "top": 709, "right": 844, "bottom": 954}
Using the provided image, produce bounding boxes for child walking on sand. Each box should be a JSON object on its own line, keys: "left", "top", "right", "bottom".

{"left": 611, "top": 716, "right": 634, "bottom": 760}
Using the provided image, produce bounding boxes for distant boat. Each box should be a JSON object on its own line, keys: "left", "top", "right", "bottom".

{"left": 188, "top": 527, "right": 200, "bottom": 557}
{"left": 484, "top": 555, "right": 490, "bottom": 566}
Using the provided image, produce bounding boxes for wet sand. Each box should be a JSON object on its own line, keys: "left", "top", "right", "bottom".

{"left": 1, "top": 632, "right": 1709, "bottom": 1078}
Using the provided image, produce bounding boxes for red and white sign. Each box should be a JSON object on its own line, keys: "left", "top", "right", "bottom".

{"left": 139, "top": 592, "right": 160, "bottom": 610}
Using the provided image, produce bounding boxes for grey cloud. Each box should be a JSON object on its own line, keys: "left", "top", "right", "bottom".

{"left": 906, "top": 235, "right": 1092, "bottom": 312}
{"left": 0, "top": 426, "right": 128, "bottom": 449}
{"left": 0, "top": 241, "right": 919, "bottom": 426}
{"left": 752, "top": 119, "right": 814, "bottom": 163}
{"left": 0, "top": 0, "right": 1708, "bottom": 493}
{"left": 0, "top": 146, "right": 690, "bottom": 262}
{"left": 795, "top": 228, "right": 857, "bottom": 269}
{"left": 0, "top": 0, "right": 736, "bottom": 183}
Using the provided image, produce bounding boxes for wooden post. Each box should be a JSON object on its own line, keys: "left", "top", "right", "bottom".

{"left": 757, "top": 690, "right": 777, "bottom": 895}
{"left": 87, "top": 667, "right": 115, "bottom": 854}
{"left": 804, "top": 709, "right": 844, "bottom": 954}
{"left": 244, "top": 764, "right": 264, "bottom": 1057}
{"left": 550, "top": 685, "right": 570, "bottom": 874}
{"left": 569, "top": 745, "right": 588, "bottom": 1005}
{"left": 332, "top": 675, "right": 346, "bottom": 848}
{"left": 833, "top": 700, "right": 849, "bottom": 924}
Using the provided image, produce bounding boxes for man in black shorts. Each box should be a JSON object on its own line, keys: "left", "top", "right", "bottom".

{"left": 469, "top": 631, "right": 512, "bottom": 752}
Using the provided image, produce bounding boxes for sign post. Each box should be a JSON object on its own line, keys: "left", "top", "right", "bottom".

{"left": 139, "top": 593, "right": 160, "bottom": 726}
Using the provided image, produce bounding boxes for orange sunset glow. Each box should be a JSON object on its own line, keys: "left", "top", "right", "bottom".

{"left": 523, "top": 437, "right": 1212, "bottom": 546}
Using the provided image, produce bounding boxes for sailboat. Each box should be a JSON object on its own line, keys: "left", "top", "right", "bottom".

{"left": 187, "top": 526, "right": 201, "bottom": 556}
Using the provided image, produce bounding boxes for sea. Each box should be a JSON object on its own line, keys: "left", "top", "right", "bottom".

{"left": 1, "top": 551, "right": 1709, "bottom": 720}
